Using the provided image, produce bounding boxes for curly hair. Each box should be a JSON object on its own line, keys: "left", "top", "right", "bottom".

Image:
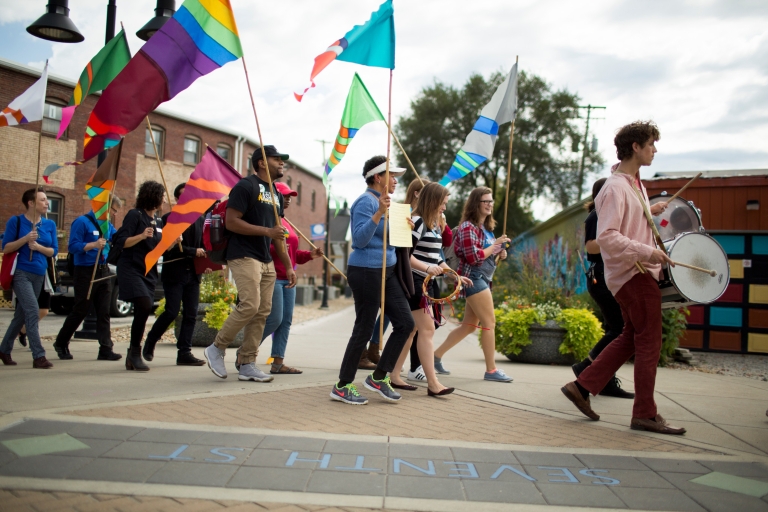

{"left": 21, "top": 187, "right": 46, "bottom": 209}
{"left": 614, "top": 121, "right": 660, "bottom": 161}
{"left": 363, "top": 155, "right": 387, "bottom": 185}
{"left": 135, "top": 181, "right": 165, "bottom": 211}
{"left": 412, "top": 182, "right": 448, "bottom": 231}
{"left": 461, "top": 187, "right": 496, "bottom": 231}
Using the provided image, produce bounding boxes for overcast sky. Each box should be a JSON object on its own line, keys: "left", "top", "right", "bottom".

{"left": 2, "top": 0, "right": 767, "bottom": 220}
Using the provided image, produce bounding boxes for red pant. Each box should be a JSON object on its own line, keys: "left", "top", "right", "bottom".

{"left": 577, "top": 272, "right": 662, "bottom": 419}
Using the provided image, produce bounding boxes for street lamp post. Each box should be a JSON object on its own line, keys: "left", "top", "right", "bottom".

{"left": 26, "top": 0, "right": 84, "bottom": 43}
{"left": 320, "top": 185, "right": 331, "bottom": 309}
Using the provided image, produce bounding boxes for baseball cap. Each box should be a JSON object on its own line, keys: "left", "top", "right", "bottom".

{"left": 275, "top": 182, "right": 298, "bottom": 197}
{"left": 252, "top": 145, "right": 289, "bottom": 165}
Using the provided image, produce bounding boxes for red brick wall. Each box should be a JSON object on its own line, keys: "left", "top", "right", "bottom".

{"left": 0, "top": 63, "right": 327, "bottom": 281}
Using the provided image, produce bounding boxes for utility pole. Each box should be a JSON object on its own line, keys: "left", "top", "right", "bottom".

{"left": 317, "top": 139, "right": 332, "bottom": 309}
{"left": 577, "top": 104, "right": 606, "bottom": 200}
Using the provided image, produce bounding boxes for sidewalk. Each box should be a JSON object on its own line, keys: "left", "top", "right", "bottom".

{"left": 0, "top": 304, "right": 766, "bottom": 511}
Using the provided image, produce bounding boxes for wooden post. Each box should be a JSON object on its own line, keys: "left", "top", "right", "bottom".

{"left": 283, "top": 218, "right": 347, "bottom": 280}
{"left": 378, "top": 69, "right": 394, "bottom": 351}
{"left": 145, "top": 116, "right": 183, "bottom": 252}
{"left": 497, "top": 55, "right": 518, "bottom": 264}
{"left": 384, "top": 121, "right": 423, "bottom": 186}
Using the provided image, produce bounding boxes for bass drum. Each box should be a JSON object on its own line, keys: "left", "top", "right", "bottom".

{"left": 649, "top": 194, "right": 703, "bottom": 242}
{"left": 659, "top": 232, "right": 729, "bottom": 309}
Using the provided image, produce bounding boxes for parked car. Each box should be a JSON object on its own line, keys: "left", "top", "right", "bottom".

{"left": 50, "top": 257, "right": 164, "bottom": 317}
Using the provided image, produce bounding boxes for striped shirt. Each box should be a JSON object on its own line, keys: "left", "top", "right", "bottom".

{"left": 411, "top": 216, "right": 445, "bottom": 277}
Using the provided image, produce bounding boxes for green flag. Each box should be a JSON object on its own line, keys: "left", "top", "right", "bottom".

{"left": 56, "top": 29, "right": 131, "bottom": 139}
{"left": 324, "top": 73, "right": 385, "bottom": 176}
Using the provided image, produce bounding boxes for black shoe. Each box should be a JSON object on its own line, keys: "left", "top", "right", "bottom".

{"left": 125, "top": 347, "right": 149, "bottom": 371}
{"left": 18, "top": 333, "right": 27, "bottom": 347}
{"left": 600, "top": 376, "right": 635, "bottom": 399}
{"left": 177, "top": 352, "right": 205, "bottom": 366}
{"left": 97, "top": 349, "right": 122, "bottom": 361}
{"left": 142, "top": 340, "right": 157, "bottom": 362}
{"left": 571, "top": 358, "right": 591, "bottom": 378}
{"left": 53, "top": 343, "right": 73, "bottom": 360}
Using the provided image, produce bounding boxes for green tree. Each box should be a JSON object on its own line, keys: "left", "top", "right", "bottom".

{"left": 395, "top": 70, "right": 604, "bottom": 236}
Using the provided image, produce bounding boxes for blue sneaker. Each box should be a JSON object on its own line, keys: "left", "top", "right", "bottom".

{"left": 434, "top": 356, "right": 451, "bottom": 375}
{"left": 484, "top": 369, "right": 513, "bottom": 382}
{"left": 330, "top": 383, "right": 368, "bottom": 405}
{"left": 364, "top": 374, "right": 401, "bottom": 402}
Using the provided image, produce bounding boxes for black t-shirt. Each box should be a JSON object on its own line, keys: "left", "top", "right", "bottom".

{"left": 584, "top": 209, "right": 603, "bottom": 264}
{"left": 225, "top": 175, "right": 283, "bottom": 263}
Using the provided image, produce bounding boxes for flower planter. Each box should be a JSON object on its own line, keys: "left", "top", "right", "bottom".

{"left": 505, "top": 320, "right": 575, "bottom": 366}
{"left": 176, "top": 302, "right": 244, "bottom": 348}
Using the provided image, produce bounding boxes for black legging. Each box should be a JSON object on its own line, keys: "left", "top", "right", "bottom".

{"left": 587, "top": 263, "right": 625, "bottom": 360}
{"left": 130, "top": 296, "right": 154, "bottom": 348}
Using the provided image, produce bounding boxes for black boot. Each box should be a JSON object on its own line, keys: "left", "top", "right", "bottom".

{"left": 177, "top": 351, "right": 205, "bottom": 366}
{"left": 142, "top": 339, "right": 157, "bottom": 362}
{"left": 599, "top": 376, "right": 635, "bottom": 399}
{"left": 52, "top": 342, "right": 73, "bottom": 360}
{"left": 571, "top": 358, "right": 591, "bottom": 378}
{"left": 97, "top": 347, "right": 122, "bottom": 361}
{"left": 125, "top": 346, "right": 149, "bottom": 371}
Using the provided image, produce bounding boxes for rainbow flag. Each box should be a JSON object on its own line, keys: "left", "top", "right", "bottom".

{"left": 295, "top": 0, "right": 395, "bottom": 101}
{"left": 144, "top": 146, "right": 242, "bottom": 274}
{"left": 325, "top": 73, "right": 385, "bottom": 177}
{"left": 440, "top": 64, "right": 518, "bottom": 186}
{"left": 83, "top": 0, "right": 243, "bottom": 162}
{"left": 56, "top": 29, "right": 131, "bottom": 139}
{"left": 86, "top": 139, "right": 123, "bottom": 237}
{"left": 0, "top": 61, "right": 48, "bottom": 127}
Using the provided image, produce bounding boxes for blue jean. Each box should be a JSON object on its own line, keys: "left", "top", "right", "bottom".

{"left": 371, "top": 314, "right": 390, "bottom": 345}
{"left": 463, "top": 267, "right": 491, "bottom": 298}
{"left": 1, "top": 269, "right": 45, "bottom": 359}
{"left": 260, "top": 279, "right": 295, "bottom": 358}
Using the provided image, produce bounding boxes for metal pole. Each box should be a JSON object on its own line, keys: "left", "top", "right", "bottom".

{"left": 105, "top": 0, "right": 116, "bottom": 44}
{"left": 320, "top": 184, "right": 330, "bottom": 309}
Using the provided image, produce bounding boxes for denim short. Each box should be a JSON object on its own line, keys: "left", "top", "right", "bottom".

{"left": 463, "top": 268, "right": 491, "bottom": 298}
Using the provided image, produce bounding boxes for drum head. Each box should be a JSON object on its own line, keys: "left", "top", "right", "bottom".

{"left": 650, "top": 195, "right": 702, "bottom": 241}
{"left": 665, "top": 233, "right": 729, "bottom": 304}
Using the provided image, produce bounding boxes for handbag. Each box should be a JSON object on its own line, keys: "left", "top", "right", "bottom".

{"left": 0, "top": 215, "right": 23, "bottom": 291}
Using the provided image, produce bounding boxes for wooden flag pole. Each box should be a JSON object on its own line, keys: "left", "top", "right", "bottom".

{"left": 378, "top": 69, "right": 394, "bottom": 351}
{"left": 87, "top": 140, "right": 123, "bottom": 300}
{"left": 30, "top": 120, "right": 45, "bottom": 261}
{"left": 497, "top": 55, "right": 518, "bottom": 264}
{"left": 283, "top": 218, "right": 347, "bottom": 280}
{"left": 384, "top": 121, "right": 423, "bottom": 186}
{"left": 145, "top": 116, "right": 183, "bottom": 252}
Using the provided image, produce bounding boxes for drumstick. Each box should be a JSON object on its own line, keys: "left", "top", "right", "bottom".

{"left": 634, "top": 262, "right": 647, "bottom": 274}
{"left": 631, "top": 184, "right": 668, "bottom": 254}
{"left": 671, "top": 260, "right": 717, "bottom": 277}
{"left": 666, "top": 172, "right": 702, "bottom": 204}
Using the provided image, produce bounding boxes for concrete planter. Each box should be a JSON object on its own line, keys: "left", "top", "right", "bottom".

{"left": 505, "top": 320, "right": 575, "bottom": 366}
{"left": 176, "top": 303, "right": 244, "bottom": 348}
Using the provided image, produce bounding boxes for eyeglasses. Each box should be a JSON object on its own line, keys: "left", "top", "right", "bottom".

{"left": 480, "top": 200, "right": 495, "bottom": 205}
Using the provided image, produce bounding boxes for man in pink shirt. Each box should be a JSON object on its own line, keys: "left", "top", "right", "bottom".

{"left": 561, "top": 121, "right": 686, "bottom": 436}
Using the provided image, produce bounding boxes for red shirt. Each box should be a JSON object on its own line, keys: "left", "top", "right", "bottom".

{"left": 269, "top": 219, "right": 313, "bottom": 280}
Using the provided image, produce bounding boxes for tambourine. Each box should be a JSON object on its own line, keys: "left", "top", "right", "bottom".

{"left": 422, "top": 268, "right": 463, "bottom": 304}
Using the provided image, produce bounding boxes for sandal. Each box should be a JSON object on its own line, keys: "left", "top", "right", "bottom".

{"left": 270, "top": 363, "right": 302, "bottom": 374}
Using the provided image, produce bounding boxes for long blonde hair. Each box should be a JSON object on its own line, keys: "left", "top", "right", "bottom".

{"left": 404, "top": 178, "right": 429, "bottom": 208}
{"left": 461, "top": 187, "right": 496, "bottom": 231}
{"left": 412, "top": 182, "right": 448, "bottom": 231}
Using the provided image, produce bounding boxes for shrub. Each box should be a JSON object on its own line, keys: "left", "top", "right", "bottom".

{"left": 556, "top": 308, "right": 603, "bottom": 361}
{"left": 495, "top": 307, "right": 544, "bottom": 356}
{"left": 153, "top": 297, "right": 174, "bottom": 331}
{"left": 200, "top": 271, "right": 236, "bottom": 305}
{"left": 660, "top": 307, "right": 689, "bottom": 366}
{"left": 203, "top": 299, "right": 232, "bottom": 331}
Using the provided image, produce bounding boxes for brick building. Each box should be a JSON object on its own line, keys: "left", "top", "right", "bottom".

{"left": 0, "top": 57, "right": 325, "bottom": 281}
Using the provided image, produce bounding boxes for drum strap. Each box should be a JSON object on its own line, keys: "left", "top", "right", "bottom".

{"left": 630, "top": 182, "right": 668, "bottom": 255}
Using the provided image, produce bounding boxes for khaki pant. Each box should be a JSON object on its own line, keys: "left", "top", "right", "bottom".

{"left": 214, "top": 257, "right": 276, "bottom": 364}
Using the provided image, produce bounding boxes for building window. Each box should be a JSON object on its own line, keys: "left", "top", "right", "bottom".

{"left": 42, "top": 99, "right": 65, "bottom": 136}
{"left": 145, "top": 126, "right": 164, "bottom": 159}
{"left": 311, "top": 190, "right": 316, "bottom": 211}
{"left": 286, "top": 176, "right": 292, "bottom": 189}
{"left": 217, "top": 143, "right": 231, "bottom": 163}
{"left": 296, "top": 182, "right": 302, "bottom": 206}
{"left": 184, "top": 136, "right": 201, "bottom": 165}
{"left": 46, "top": 192, "right": 63, "bottom": 229}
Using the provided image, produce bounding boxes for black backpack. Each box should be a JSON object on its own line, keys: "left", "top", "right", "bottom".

{"left": 66, "top": 214, "right": 104, "bottom": 274}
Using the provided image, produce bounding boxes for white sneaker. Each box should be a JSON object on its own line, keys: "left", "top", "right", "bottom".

{"left": 238, "top": 362, "right": 274, "bottom": 382}
{"left": 204, "top": 344, "right": 227, "bottom": 379}
{"left": 407, "top": 365, "right": 426, "bottom": 382}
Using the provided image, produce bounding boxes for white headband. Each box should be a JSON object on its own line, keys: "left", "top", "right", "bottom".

{"left": 364, "top": 160, "right": 406, "bottom": 178}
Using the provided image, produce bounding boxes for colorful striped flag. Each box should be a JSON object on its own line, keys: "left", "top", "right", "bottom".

{"left": 295, "top": 0, "right": 395, "bottom": 101}
{"left": 83, "top": 0, "right": 243, "bottom": 162}
{"left": 439, "top": 64, "right": 518, "bottom": 185}
{"left": 86, "top": 139, "right": 123, "bottom": 237}
{"left": 144, "top": 146, "right": 242, "bottom": 274}
{"left": 56, "top": 29, "right": 131, "bottom": 140}
{"left": 0, "top": 61, "right": 48, "bottom": 127}
{"left": 325, "top": 73, "right": 385, "bottom": 177}
{"left": 43, "top": 160, "right": 85, "bottom": 184}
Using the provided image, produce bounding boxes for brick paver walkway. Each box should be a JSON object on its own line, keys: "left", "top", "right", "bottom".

{"left": 69, "top": 384, "right": 705, "bottom": 454}
{"left": 0, "top": 490, "right": 412, "bottom": 512}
